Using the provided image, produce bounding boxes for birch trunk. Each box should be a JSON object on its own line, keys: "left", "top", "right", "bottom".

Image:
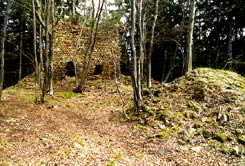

{"left": 48, "top": 0, "right": 55, "bottom": 95}
{"left": 130, "top": 0, "right": 142, "bottom": 111}
{"left": 186, "top": 0, "right": 196, "bottom": 73}
{"left": 147, "top": 0, "right": 159, "bottom": 88}
{"left": 72, "top": 0, "right": 76, "bottom": 16}
{"left": 137, "top": 0, "right": 143, "bottom": 99}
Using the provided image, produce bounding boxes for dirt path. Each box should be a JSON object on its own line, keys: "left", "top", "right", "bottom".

{"left": 0, "top": 79, "right": 242, "bottom": 165}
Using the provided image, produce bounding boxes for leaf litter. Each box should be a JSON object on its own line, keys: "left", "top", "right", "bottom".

{"left": 0, "top": 68, "right": 244, "bottom": 165}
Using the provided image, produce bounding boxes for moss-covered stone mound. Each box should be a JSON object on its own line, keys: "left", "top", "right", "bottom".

{"left": 133, "top": 68, "right": 245, "bottom": 157}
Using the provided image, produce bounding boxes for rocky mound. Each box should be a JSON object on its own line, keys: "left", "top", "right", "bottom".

{"left": 132, "top": 68, "right": 245, "bottom": 157}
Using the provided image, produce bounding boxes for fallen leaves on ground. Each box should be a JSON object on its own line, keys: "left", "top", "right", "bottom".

{"left": 0, "top": 68, "right": 244, "bottom": 165}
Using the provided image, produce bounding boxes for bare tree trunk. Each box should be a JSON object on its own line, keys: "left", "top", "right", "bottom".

{"left": 164, "top": 44, "right": 178, "bottom": 83}
{"left": 142, "top": 12, "right": 146, "bottom": 76}
{"left": 72, "top": 13, "right": 90, "bottom": 88}
{"left": 77, "top": 0, "right": 104, "bottom": 92}
{"left": 147, "top": 0, "right": 159, "bottom": 88}
{"left": 48, "top": 0, "right": 55, "bottom": 95}
{"left": 185, "top": 0, "right": 196, "bottom": 73}
{"left": 32, "top": 0, "right": 40, "bottom": 103}
{"left": 19, "top": 32, "right": 23, "bottom": 80}
{"left": 215, "top": 32, "right": 220, "bottom": 68}
{"left": 60, "top": 0, "right": 64, "bottom": 18}
{"left": 0, "top": 0, "right": 11, "bottom": 101}
{"left": 227, "top": 17, "right": 233, "bottom": 70}
{"left": 33, "top": 0, "right": 55, "bottom": 102}
{"left": 39, "top": 26, "right": 44, "bottom": 87}
{"left": 41, "top": 0, "right": 51, "bottom": 102}
{"left": 130, "top": 0, "right": 142, "bottom": 111}
{"left": 138, "top": 0, "right": 144, "bottom": 77}
{"left": 137, "top": 0, "right": 143, "bottom": 98}
{"left": 72, "top": 0, "right": 76, "bottom": 16}
{"left": 19, "top": 4, "right": 24, "bottom": 80}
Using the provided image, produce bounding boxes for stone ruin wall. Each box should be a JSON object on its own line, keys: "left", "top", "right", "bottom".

{"left": 53, "top": 20, "right": 122, "bottom": 82}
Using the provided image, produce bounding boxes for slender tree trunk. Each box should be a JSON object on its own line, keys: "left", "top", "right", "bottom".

{"left": 19, "top": 7, "right": 24, "bottom": 80}
{"left": 39, "top": 26, "right": 44, "bottom": 86}
{"left": 77, "top": 0, "right": 104, "bottom": 92}
{"left": 60, "top": 0, "right": 64, "bottom": 18}
{"left": 72, "top": 14, "right": 90, "bottom": 88}
{"left": 227, "top": 17, "right": 233, "bottom": 70}
{"left": 0, "top": 0, "right": 11, "bottom": 101}
{"left": 48, "top": 0, "right": 55, "bottom": 95}
{"left": 164, "top": 44, "right": 177, "bottom": 83}
{"left": 185, "top": 0, "right": 196, "bottom": 73}
{"left": 41, "top": 0, "right": 51, "bottom": 102}
{"left": 138, "top": 0, "right": 144, "bottom": 77}
{"left": 142, "top": 12, "right": 146, "bottom": 76}
{"left": 19, "top": 32, "right": 23, "bottom": 80}
{"left": 147, "top": 0, "right": 159, "bottom": 88}
{"left": 161, "top": 48, "right": 168, "bottom": 82}
{"left": 130, "top": 0, "right": 141, "bottom": 111}
{"left": 72, "top": 0, "right": 76, "bottom": 16}
{"left": 215, "top": 33, "right": 220, "bottom": 68}
{"left": 32, "top": 0, "right": 40, "bottom": 103}
{"left": 137, "top": 0, "right": 143, "bottom": 98}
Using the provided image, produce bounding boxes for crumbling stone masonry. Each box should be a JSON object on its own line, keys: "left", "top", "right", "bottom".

{"left": 53, "top": 20, "right": 122, "bottom": 82}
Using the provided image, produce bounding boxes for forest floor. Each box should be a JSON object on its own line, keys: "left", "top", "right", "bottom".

{"left": 0, "top": 68, "right": 245, "bottom": 166}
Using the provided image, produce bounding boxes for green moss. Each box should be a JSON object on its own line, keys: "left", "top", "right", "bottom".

{"left": 106, "top": 160, "right": 115, "bottom": 166}
{"left": 147, "top": 119, "right": 159, "bottom": 128}
{"left": 235, "top": 129, "right": 243, "bottom": 135}
{"left": 214, "top": 133, "right": 227, "bottom": 143}
{"left": 50, "top": 146, "right": 59, "bottom": 153}
{"left": 119, "top": 117, "right": 129, "bottom": 123}
{"left": 202, "top": 130, "right": 211, "bottom": 139}
{"left": 237, "top": 135, "right": 245, "bottom": 144}
{"left": 0, "top": 161, "right": 9, "bottom": 166}
{"left": 193, "top": 121, "right": 203, "bottom": 128}
{"left": 154, "top": 128, "right": 171, "bottom": 140}
{"left": 184, "top": 111, "right": 198, "bottom": 119}
{"left": 64, "top": 147, "right": 72, "bottom": 155}
{"left": 187, "top": 101, "right": 202, "bottom": 112}
{"left": 221, "top": 145, "right": 229, "bottom": 154}
{"left": 135, "top": 152, "right": 144, "bottom": 159}
{"left": 75, "top": 137, "right": 85, "bottom": 146}
{"left": 157, "top": 109, "right": 171, "bottom": 123}
{"left": 114, "top": 151, "right": 123, "bottom": 159}
{"left": 55, "top": 91, "right": 78, "bottom": 99}
{"left": 148, "top": 110, "right": 155, "bottom": 116}
{"left": 172, "top": 112, "right": 185, "bottom": 123}
{"left": 171, "top": 126, "right": 179, "bottom": 132}
{"left": 134, "top": 125, "right": 147, "bottom": 131}
{"left": 241, "top": 107, "right": 245, "bottom": 115}
{"left": 210, "top": 140, "right": 221, "bottom": 148}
